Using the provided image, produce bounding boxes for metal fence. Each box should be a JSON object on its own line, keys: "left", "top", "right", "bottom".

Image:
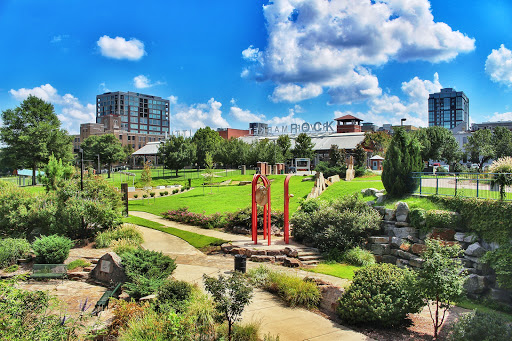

{"left": 411, "top": 172, "right": 512, "bottom": 201}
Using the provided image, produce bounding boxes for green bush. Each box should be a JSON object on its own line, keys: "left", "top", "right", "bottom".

{"left": 149, "top": 192, "right": 155, "bottom": 198}
{"left": 172, "top": 189, "right": 178, "bottom": 194}
{"left": 425, "top": 209, "right": 460, "bottom": 229}
{"left": 95, "top": 224, "right": 144, "bottom": 248}
{"left": 133, "top": 194, "right": 138, "bottom": 199}
{"left": 217, "top": 321, "right": 260, "bottom": 341}
{"left": 67, "top": 259, "right": 91, "bottom": 270}
{"left": 164, "top": 191, "right": 169, "bottom": 195}
{"left": 157, "top": 279, "right": 193, "bottom": 312}
{"left": 409, "top": 208, "right": 426, "bottom": 229}
{"left": 5, "top": 264, "right": 19, "bottom": 273}
{"left": 225, "top": 206, "right": 284, "bottom": 230}
{"left": 337, "top": 263, "right": 423, "bottom": 327}
{"left": 343, "top": 247, "right": 376, "bottom": 267}
{"left": 143, "top": 194, "right": 148, "bottom": 199}
{"left": 32, "top": 235, "right": 73, "bottom": 264}
{"left": 447, "top": 310, "right": 512, "bottom": 341}
{"left": 111, "top": 239, "right": 141, "bottom": 255}
{"left": 291, "top": 194, "right": 381, "bottom": 254}
{"left": 482, "top": 245, "right": 512, "bottom": 290}
{"left": 314, "top": 161, "right": 346, "bottom": 178}
{"left": 0, "top": 238, "right": 31, "bottom": 268}
{"left": 159, "top": 192, "right": 165, "bottom": 197}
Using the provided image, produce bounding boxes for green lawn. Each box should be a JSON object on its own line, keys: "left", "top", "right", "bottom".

{"left": 379, "top": 195, "right": 447, "bottom": 210}
{"left": 457, "top": 299, "right": 512, "bottom": 322}
{"left": 21, "top": 185, "right": 46, "bottom": 194}
{"left": 305, "top": 262, "right": 361, "bottom": 280}
{"left": 128, "top": 175, "right": 314, "bottom": 215}
{"left": 123, "top": 215, "right": 226, "bottom": 249}
{"left": 318, "top": 177, "right": 384, "bottom": 202}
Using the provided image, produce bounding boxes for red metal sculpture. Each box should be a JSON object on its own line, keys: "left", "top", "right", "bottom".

{"left": 283, "top": 174, "right": 292, "bottom": 244}
{"left": 251, "top": 174, "right": 271, "bottom": 245}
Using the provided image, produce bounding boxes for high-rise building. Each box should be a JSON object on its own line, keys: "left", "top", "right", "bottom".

{"left": 428, "top": 88, "right": 469, "bottom": 130}
{"left": 96, "top": 91, "right": 170, "bottom": 135}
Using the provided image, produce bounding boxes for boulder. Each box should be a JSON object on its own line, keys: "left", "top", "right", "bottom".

{"left": 90, "top": 252, "right": 128, "bottom": 285}
{"left": 274, "top": 255, "right": 287, "bottom": 263}
{"left": 395, "top": 221, "right": 410, "bottom": 227}
{"left": 250, "top": 255, "right": 274, "bottom": 263}
{"left": 411, "top": 243, "right": 427, "bottom": 255}
{"left": 481, "top": 240, "right": 500, "bottom": 251}
{"left": 375, "top": 193, "right": 386, "bottom": 204}
{"left": 489, "top": 288, "right": 512, "bottom": 305}
{"left": 431, "top": 228, "right": 456, "bottom": 241}
{"left": 409, "top": 258, "right": 424, "bottom": 268}
{"left": 384, "top": 209, "right": 396, "bottom": 221}
{"left": 454, "top": 232, "right": 478, "bottom": 243}
{"left": 394, "top": 202, "right": 409, "bottom": 222}
{"left": 369, "top": 236, "right": 390, "bottom": 244}
{"left": 396, "top": 258, "right": 410, "bottom": 268}
{"left": 361, "top": 188, "right": 379, "bottom": 196}
{"left": 284, "top": 247, "right": 298, "bottom": 258}
{"left": 371, "top": 243, "right": 390, "bottom": 255}
{"left": 390, "top": 237, "right": 403, "bottom": 248}
{"left": 396, "top": 250, "right": 415, "bottom": 260}
{"left": 266, "top": 250, "right": 282, "bottom": 256}
{"left": 366, "top": 201, "right": 375, "bottom": 206}
{"left": 221, "top": 243, "right": 234, "bottom": 253}
{"left": 464, "top": 274, "right": 489, "bottom": 295}
{"left": 382, "top": 255, "right": 397, "bottom": 264}
{"left": 320, "top": 285, "right": 345, "bottom": 313}
{"left": 373, "top": 206, "right": 386, "bottom": 216}
{"left": 465, "top": 242, "right": 486, "bottom": 257}
{"left": 283, "top": 258, "right": 302, "bottom": 267}
{"left": 392, "top": 227, "right": 419, "bottom": 239}
{"left": 474, "top": 262, "right": 494, "bottom": 276}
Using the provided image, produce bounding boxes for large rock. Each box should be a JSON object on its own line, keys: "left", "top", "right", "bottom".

{"left": 375, "top": 193, "right": 386, "bottom": 204}
{"left": 90, "top": 252, "right": 128, "bottom": 285}
{"left": 371, "top": 243, "right": 390, "bottom": 255}
{"left": 392, "top": 227, "right": 419, "bottom": 239}
{"left": 396, "top": 250, "right": 415, "bottom": 260}
{"left": 369, "top": 236, "right": 390, "bottom": 244}
{"left": 481, "top": 240, "right": 500, "bottom": 251}
{"left": 382, "top": 255, "right": 397, "bottom": 264}
{"left": 454, "top": 232, "right": 478, "bottom": 243}
{"left": 464, "top": 274, "right": 489, "bottom": 295}
{"left": 384, "top": 209, "right": 395, "bottom": 221}
{"left": 283, "top": 258, "right": 302, "bottom": 267}
{"left": 411, "top": 243, "right": 427, "bottom": 255}
{"left": 320, "top": 285, "right": 345, "bottom": 312}
{"left": 390, "top": 237, "right": 403, "bottom": 248}
{"left": 465, "top": 242, "right": 486, "bottom": 257}
{"left": 489, "top": 288, "right": 512, "bottom": 305}
{"left": 394, "top": 202, "right": 409, "bottom": 222}
{"left": 431, "top": 228, "right": 456, "bottom": 241}
{"left": 362, "top": 188, "right": 379, "bottom": 197}
{"left": 373, "top": 206, "right": 386, "bottom": 216}
{"left": 409, "top": 258, "right": 424, "bottom": 268}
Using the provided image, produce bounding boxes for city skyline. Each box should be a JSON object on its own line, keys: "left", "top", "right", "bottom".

{"left": 1, "top": 0, "right": 511, "bottom": 135}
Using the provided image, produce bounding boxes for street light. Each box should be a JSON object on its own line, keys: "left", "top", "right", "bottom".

{"left": 401, "top": 118, "right": 407, "bottom": 126}
{"left": 96, "top": 154, "right": 100, "bottom": 176}
{"left": 79, "top": 148, "right": 84, "bottom": 191}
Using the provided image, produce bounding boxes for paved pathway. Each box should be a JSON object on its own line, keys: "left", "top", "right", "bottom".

{"left": 131, "top": 212, "right": 371, "bottom": 341}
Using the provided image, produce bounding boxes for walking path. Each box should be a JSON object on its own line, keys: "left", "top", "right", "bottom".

{"left": 131, "top": 212, "right": 371, "bottom": 341}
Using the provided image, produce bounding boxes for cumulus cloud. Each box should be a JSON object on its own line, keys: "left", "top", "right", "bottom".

{"left": 486, "top": 44, "right": 512, "bottom": 87}
{"left": 97, "top": 35, "right": 145, "bottom": 60}
{"left": 168, "top": 95, "right": 178, "bottom": 105}
{"left": 133, "top": 75, "right": 164, "bottom": 89}
{"left": 487, "top": 111, "right": 512, "bottom": 122}
{"left": 243, "top": 0, "right": 474, "bottom": 104}
{"left": 9, "top": 84, "right": 95, "bottom": 134}
{"left": 172, "top": 98, "right": 230, "bottom": 131}
{"left": 229, "top": 106, "right": 265, "bottom": 123}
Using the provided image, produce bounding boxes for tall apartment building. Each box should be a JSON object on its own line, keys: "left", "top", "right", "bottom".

{"left": 428, "top": 88, "right": 469, "bottom": 130}
{"left": 96, "top": 91, "right": 170, "bottom": 135}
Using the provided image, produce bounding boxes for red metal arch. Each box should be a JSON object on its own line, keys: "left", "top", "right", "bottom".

{"left": 283, "top": 174, "right": 292, "bottom": 244}
{"left": 251, "top": 174, "right": 271, "bottom": 245}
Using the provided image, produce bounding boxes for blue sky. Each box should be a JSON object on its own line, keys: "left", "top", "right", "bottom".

{"left": 1, "top": 0, "right": 511, "bottom": 135}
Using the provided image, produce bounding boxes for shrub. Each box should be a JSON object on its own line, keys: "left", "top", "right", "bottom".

{"left": 343, "top": 247, "right": 376, "bottom": 267}
{"left": 482, "top": 244, "right": 512, "bottom": 290}
{"left": 217, "top": 321, "right": 260, "bottom": 341}
{"left": 142, "top": 194, "right": 148, "bottom": 199}
{"left": 291, "top": 194, "right": 381, "bottom": 254}
{"left": 447, "top": 310, "right": 512, "bottom": 341}
{"left": 162, "top": 207, "right": 225, "bottom": 229}
{"left": 0, "top": 238, "right": 31, "bottom": 268}
{"left": 95, "top": 224, "right": 144, "bottom": 248}
{"left": 489, "top": 156, "right": 512, "bottom": 200}
{"left": 436, "top": 166, "right": 448, "bottom": 174}
{"left": 111, "top": 239, "right": 141, "bottom": 255}
{"left": 409, "top": 208, "right": 426, "bottom": 229}
{"left": 382, "top": 128, "right": 423, "bottom": 197}
{"left": 159, "top": 192, "right": 165, "bottom": 196}
{"left": 67, "top": 259, "right": 91, "bottom": 270}
{"left": 110, "top": 299, "right": 149, "bottom": 337}
{"left": 5, "top": 264, "right": 19, "bottom": 272}
{"left": 337, "top": 263, "right": 423, "bottom": 327}
{"left": 149, "top": 192, "right": 155, "bottom": 198}
{"left": 157, "top": 279, "right": 193, "bottom": 312}
{"left": 425, "top": 209, "right": 460, "bottom": 230}
{"left": 172, "top": 189, "right": 179, "bottom": 194}
{"left": 32, "top": 235, "right": 73, "bottom": 264}
{"left": 314, "top": 161, "right": 346, "bottom": 178}
{"left": 164, "top": 191, "right": 169, "bottom": 195}
{"left": 225, "top": 206, "right": 284, "bottom": 230}
{"left": 133, "top": 194, "right": 138, "bottom": 199}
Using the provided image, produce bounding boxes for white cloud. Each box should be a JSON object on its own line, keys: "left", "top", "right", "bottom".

{"left": 243, "top": 0, "right": 474, "bottom": 104}
{"left": 267, "top": 108, "right": 306, "bottom": 127}
{"left": 486, "top": 44, "right": 512, "bottom": 87}
{"left": 99, "top": 82, "right": 110, "bottom": 93}
{"left": 9, "top": 84, "right": 95, "bottom": 134}
{"left": 487, "top": 111, "right": 512, "bottom": 122}
{"left": 133, "top": 75, "right": 164, "bottom": 89}
{"left": 97, "top": 35, "right": 145, "bottom": 60}
{"left": 270, "top": 83, "right": 323, "bottom": 102}
{"left": 168, "top": 95, "right": 178, "bottom": 105}
{"left": 229, "top": 106, "right": 265, "bottom": 123}
{"left": 173, "top": 98, "right": 229, "bottom": 131}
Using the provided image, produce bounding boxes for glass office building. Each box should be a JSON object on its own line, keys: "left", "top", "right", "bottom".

{"left": 428, "top": 88, "right": 469, "bottom": 130}
{"left": 96, "top": 91, "right": 170, "bottom": 135}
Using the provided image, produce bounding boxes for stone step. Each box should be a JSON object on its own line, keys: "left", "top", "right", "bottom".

{"left": 83, "top": 266, "right": 95, "bottom": 272}
{"left": 297, "top": 251, "right": 321, "bottom": 257}
{"left": 67, "top": 271, "right": 89, "bottom": 280}
{"left": 298, "top": 255, "right": 323, "bottom": 261}
{"left": 301, "top": 259, "right": 321, "bottom": 265}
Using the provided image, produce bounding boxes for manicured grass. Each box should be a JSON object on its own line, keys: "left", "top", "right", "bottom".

{"left": 123, "top": 215, "right": 227, "bottom": 249}
{"left": 351, "top": 175, "right": 382, "bottom": 182}
{"left": 318, "top": 178, "right": 384, "bottom": 202}
{"left": 379, "top": 195, "right": 447, "bottom": 210}
{"left": 128, "top": 175, "right": 314, "bottom": 215}
{"left": 305, "top": 262, "right": 362, "bottom": 280}
{"left": 457, "top": 299, "right": 512, "bottom": 322}
{"left": 21, "top": 185, "right": 46, "bottom": 194}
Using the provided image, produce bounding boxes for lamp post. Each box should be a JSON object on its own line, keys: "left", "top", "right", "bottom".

{"left": 401, "top": 118, "right": 407, "bottom": 126}
{"left": 79, "top": 148, "right": 84, "bottom": 191}
{"left": 96, "top": 154, "right": 100, "bottom": 176}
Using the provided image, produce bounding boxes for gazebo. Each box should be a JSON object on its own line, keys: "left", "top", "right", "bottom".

{"left": 369, "top": 155, "right": 384, "bottom": 171}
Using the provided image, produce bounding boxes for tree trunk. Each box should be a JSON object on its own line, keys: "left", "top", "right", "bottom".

{"left": 108, "top": 164, "right": 111, "bottom": 178}
{"left": 228, "top": 320, "right": 232, "bottom": 341}
{"left": 434, "top": 297, "right": 439, "bottom": 339}
{"left": 32, "top": 166, "right": 37, "bottom": 186}
{"left": 175, "top": 169, "right": 179, "bottom": 177}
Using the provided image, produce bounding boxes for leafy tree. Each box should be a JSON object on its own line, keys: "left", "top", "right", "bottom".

{"left": 417, "top": 238, "right": 466, "bottom": 340}
{"left": 192, "top": 127, "right": 222, "bottom": 167}
{"left": 218, "top": 138, "right": 250, "bottom": 167}
{"left": 158, "top": 136, "right": 196, "bottom": 177}
{"left": 0, "top": 95, "right": 73, "bottom": 185}
{"left": 39, "top": 154, "right": 74, "bottom": 191}
{"left": 482, "top": 244, "right": 512, "bottom": 290}
{"left": 441, "top": 138, "right": 463, "bottom": 171}
{"left": 360, "top": 131, "right": 391, "bottom": 156}
{"left": 464, "top": 129, "right": 494, "bottom": 170}
{"left": 276, "top": 134, "right": 292, "bottom": 161}
{"left": 492, "top": 126, "right": 512, "bottom": 159}
{"left": 266, "top": 141, "right": 284, "bottom": 165}
{"left": 122, "top": 144, "right": 134, "bottom": 164}
{"left": 353, "top": 144, "right": 367, "bottom": 168}
{"left": 328, "top": 145, "right": 346, "bottom": 167}
{"left": 204, "top": 152, "right": 215, "bottom": 193}
{"left": 292, "top": 133, "right": 315, "bottom": 159}
{"left": 382, "top": 128, "right": 423, "bottom": 197}
{"left": 81, "top": 134, "right": 125, "bottom": 178}
{"left": 203, "top": 272, "right": 253, "bottom": 341}
{"left": 414, "top": 126, "right": 455, "bottom": 163}
{"left": 489, "top": 156, "right": 512, "bottom": 200}
{"left": 140, "top": 161, "right": 152, "bottom": 190}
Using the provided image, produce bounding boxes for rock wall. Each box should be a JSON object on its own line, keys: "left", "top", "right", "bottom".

{"left": 367, "top": 200, "right": 511, "bottom": 306}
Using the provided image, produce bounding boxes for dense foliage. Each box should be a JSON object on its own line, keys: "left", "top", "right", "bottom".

{"left": 482, "top": 244, "right": 512, "bottom": 290}
{"left": 447, "top": 310, "right": 512, "bottom": 341}
{"left": 158, "top": 136, "right": 196, "bottom": 177}
{"left": 382, "top": 128, "right": 423, "bottom": 197}
{"left": 32, "top": 235, "right": 74, "bottom": 264}
{"left": 156, "top": 279, "right": 194, "bottom": 313}
{"left": 0, "top": 238, "right": 31, "bottom": 268}
{"left": 337, "top": 263, "right": 423, "bottom": 326}
{"left": 342, "top": 247, "right": 376, "bottom": 267}
{"left": 225, "top": 206, "right": 284, "bottom": 231}
{"left": 489, "top": 156, "right": 512, "bottom": 200}
{"left": 314, "top": 161, "right": 346, "bottom": 178}
{"left": 95, "top": 224, "right": 144, "bottom": 248}
{"left": 291, "top": 195, "right": 381, "bottom": 255}
{"left": 162, "top": 207, "right": 225, "bottom": 229}
{"left": 81, "top": 133, "right": 126, "bottom": 178}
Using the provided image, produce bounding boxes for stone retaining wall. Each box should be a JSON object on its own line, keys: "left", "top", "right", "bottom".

{"left": 221, "top": 244, "right": 302, "bottom": 267}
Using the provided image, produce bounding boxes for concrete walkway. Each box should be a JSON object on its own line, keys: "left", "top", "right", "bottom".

{"left": 131, "top": 214, "right": 371, "bottom": 341}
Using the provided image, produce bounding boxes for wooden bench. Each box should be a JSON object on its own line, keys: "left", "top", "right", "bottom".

{"left": 94, "top": 282, "right": 123, "bottom": 312}
{"left": 31, "top": 264, "right": 67, "bottom": 280}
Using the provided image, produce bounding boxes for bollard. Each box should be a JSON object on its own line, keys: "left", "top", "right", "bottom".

{"left": 234, "top": 254, "right": 247, "bottom": 273}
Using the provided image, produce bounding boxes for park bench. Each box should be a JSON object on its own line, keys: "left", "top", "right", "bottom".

{"left": 31, "top": 264, "right": 68, "bottom": 280}
{"left": 94, "top": 282, "right": 123, "bottom": 313}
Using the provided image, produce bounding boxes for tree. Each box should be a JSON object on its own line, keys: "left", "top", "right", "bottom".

{"left": 382, "top": 128, "right": 423, "bottom": 197}
{"left": 492, "top": 126, "right": 512, "bottom": 159}
{"left": 122, "top": 144, "right": 134, "bottom": 164}
{"left": 360, "top": 131, "right": 391, "bottom": 156}
{"left": 203, "top": 272, "right": 253, "bottom": 341}
{"left": 158, "top": 136, "right": 196, "bottom": 177}
{"left": 353, "top": 144, "right": 367, "bottom": 169}
{"left": 204, "top": 151, "right": 215, "bottom": 193}
{"left": 414, "top": 126, "right": 455, "bottom": 163}
{"left": 140, "top": 161, "right": 152, "bottom": 200}
{"left": 192, "top": 127, "right": 222, "bottom": 167}
{"left": 81, "top": 134, "right": 125, "bottom": 178}
{"left": 329, "top": 145, "right": 346, "bottom": 167}
{"left": 489, "top": 156, "right": 512, "bottom": 200}
{"left": 218, "top": 138, "right": 250, "bottom": 167}
{"left": 39, "top": 154, "right": 74, "bottom": 191}
{"left": 464, "top": 129, "right": 494, "bottom": 170}
{"left": 292, "top": 133, "right": 315, "bottom": 159}
{"left": 440, "top": 138, "right": 463, "bottom": 171}
{"left": 0, "top": 95, "right": 73, "bottom": 185}
{"left": 276, "top": 134, "right": 292, "bottom": 161}
{"left": 417, "top": 238, "right": 466, "bottom": 339}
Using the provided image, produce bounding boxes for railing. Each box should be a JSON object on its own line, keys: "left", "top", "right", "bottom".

{"left": 411, "top": 172, "right": 512, "bottom": 201}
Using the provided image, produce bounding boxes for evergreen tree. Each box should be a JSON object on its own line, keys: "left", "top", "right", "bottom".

{"left": 292, "top": 133, "right": 315, "bottom": 159}
{"left": 276, "top": 134, "right": 292, "bottom": 161}
{"left": 382, "top": 128, "right": 423, "bottom": 197}
{"left": 329, "top": 145, "right": 346, "bottom": 167}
